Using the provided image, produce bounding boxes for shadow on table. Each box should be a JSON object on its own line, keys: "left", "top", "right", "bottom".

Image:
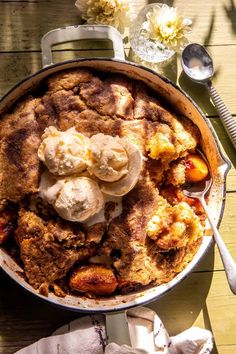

{"left": 0, "top": 0, "right": 115, "bottom": 90}
{"left": 179, "top": 71, "right": 236, "bottom": 167}
{"left": 223, "top": 0, "right": 236, "bottom": 34}
{"left": 209, "top": 118, "right": 236, "bottom": 168}
{"left": 0, "top": 269, "right": 80, "bottom": 354}
{"left": 0, "top": 1, "right": 104, "bottom": 97}
{"left": 0, "top": 0, "right": 84, "bottom": 53}
{"left": 178, "top": 71, "right": 217, "bottom": 116}
{"left": 1, "top": 245, "right": 218, "bottom": 353}
{"left": 203, "top": 10, "right": 216, "bottom": 46}
{"left": 127, "top": 48, "right": 178, "bottom": 83}
{"left": 148, "top": 244, "right": 215, "bottom": 335}
{"left": 148, "top": 0, "right": 175, "bottom": 5}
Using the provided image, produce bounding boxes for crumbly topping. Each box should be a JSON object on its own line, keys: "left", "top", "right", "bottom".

{"left": 0, "top": 68, "right": 204, "bottom": 296}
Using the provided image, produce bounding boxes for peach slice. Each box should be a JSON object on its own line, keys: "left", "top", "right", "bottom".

{"left": 185, "top": 153, "right": 209, "bottom": 183}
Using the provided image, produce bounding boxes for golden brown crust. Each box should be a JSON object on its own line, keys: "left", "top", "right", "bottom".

{"left": 0, "top": 207, "right": 17, "bottom": 244}
{"left": 133, "top": 83, "right": 168, "bottom": 121}
{"left": 0, "top": 98, "right": 41, "bottom": 202}
{"left": 0, "top": 68, "right": 204, "bottom": 297}
{"left": 102, "top": 180, "right": 203, "bottom": 292}
{"left": 15, "top": 210, "right": 98, "bottom": 290}
{"left": 146, "top": 201, "right": 203, "bottom": 250}
{"left": 46, "top": 68, "right": 94, "bottom": 93}
{"left": 102, "top": 181, "right": 162, "bottom": 290}
{"left": 80, "top": 76, "right": 134, "bottom": 119}
{"left": 166, "top": 159, "right": 186, "bottom": 186}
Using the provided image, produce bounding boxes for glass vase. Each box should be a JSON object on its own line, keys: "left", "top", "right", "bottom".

{"left": 130, "top": 3, "right": 176, "bottom": 65}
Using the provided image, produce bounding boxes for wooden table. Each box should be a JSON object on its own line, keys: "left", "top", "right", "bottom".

{"left": 0, "top": 1, "right": 236, "bottom": 353}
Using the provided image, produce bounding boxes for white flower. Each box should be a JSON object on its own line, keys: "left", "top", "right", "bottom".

{"left": 75, "top": 0, "right": 134, "bottom": 33}
{"left": 146, "top": 5, "right": 191, "bottom": 50}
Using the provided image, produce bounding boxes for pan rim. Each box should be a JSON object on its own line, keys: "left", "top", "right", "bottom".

{"left": 0, "top": 57, "right": 231, "bottom": 312}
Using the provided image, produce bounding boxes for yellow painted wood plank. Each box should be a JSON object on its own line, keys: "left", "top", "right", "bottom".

{"left": 217, "top": 345, "right": 236, "bottom": 354}
{"left": 227, "top": 169, "right": 236, "bottom": 191}
{"left": 1, "top": 267, "right": 234, "bottom": 353}
{"left": 197, "top": 243, "right": 236, "bottom": 272}
{"left": 149, "top": 270, "right": 236, "bottom": 348}
{"left": 0, "top": 1, "right": 81, "bottom": 51}
{"left": 0, "top": 270, "right": 214, "bottom": 352}
{"left": 206, "top": 271, "right": 236, "bottom": 346}
{"left": 218, "top": 193, "right": 236, "bottom": 245}
{"left": 135, "top": 0, "right": 236, "bottom": 46}
{"left": 175, "top": 0, "right": 236, "bottom": 46}
{"left": 209, "top": 118, "right": 236, "bottom": 171}
{"left": 177, "top": 45, "right": 236, "bottom": 117}
{"left": 0, "top": 1, "right": 234, "bottom": 354}
{"left": 1, "top": 0, "right": 236, "bottom": 51}
{"left": 195, "top": 192, "right": 236, "bottom": 272}
{"left": 0, "top": 50, "right": 114, "bottom": 98}
{"left": 0, "top": 270, "right": 80, "bottom": 353}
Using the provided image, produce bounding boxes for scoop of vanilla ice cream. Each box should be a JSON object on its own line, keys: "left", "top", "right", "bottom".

{"left": 39, "top": 171, "right": 64, "bottom": 205}
{"left": 39, "top": 172, "right": 104, "bottom": 222}
{"left": 38, "top": 126, "right": 89, "bottom": 176}
{"left": 54, "top": 177, "right": 104, "bottom": 222}
{"left": 88, "top": 134, "right": 129, "bottom": 182}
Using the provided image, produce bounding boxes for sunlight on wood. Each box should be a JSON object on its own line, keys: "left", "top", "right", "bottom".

{"left": 0, "top": 1, "right": 235, "bottom": 353}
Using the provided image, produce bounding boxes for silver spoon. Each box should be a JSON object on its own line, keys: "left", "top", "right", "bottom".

{"left": 183, "top": 154, "right": 236, "bottom": 294}
{"left": 181, "top": 43, "right": 236, "bottom": 149}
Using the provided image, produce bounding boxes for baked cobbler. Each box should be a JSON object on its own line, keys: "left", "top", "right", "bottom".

{"left": 0, "top": 68, "right": 209, "bottom": 297}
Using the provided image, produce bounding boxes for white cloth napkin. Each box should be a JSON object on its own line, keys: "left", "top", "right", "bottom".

{"left": 15, "top": 306, "right": 213, "bottom": 354}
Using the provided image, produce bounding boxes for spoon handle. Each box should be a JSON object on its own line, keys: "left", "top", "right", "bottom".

{"left": 200, "top": 196, "right": 236, "bottom": 294}
{"left": 206, "top": 81, "right": 236, "bottom": 149}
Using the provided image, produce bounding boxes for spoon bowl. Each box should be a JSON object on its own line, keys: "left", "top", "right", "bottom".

{"left": 181, "top": 43, "right": 236, "bottom": 149}
{"left": 182, "top": 43, "right": 214, "bottom": 83}
{"left": 183, "top": 175, "right": 212, "bottom": 199}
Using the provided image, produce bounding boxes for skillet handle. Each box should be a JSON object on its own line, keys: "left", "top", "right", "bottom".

{"left": 41, "top": 24, "right": 125, "bottom": 67}
{"left": 105, "top": 311, "right": 132, "bottom": 347}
